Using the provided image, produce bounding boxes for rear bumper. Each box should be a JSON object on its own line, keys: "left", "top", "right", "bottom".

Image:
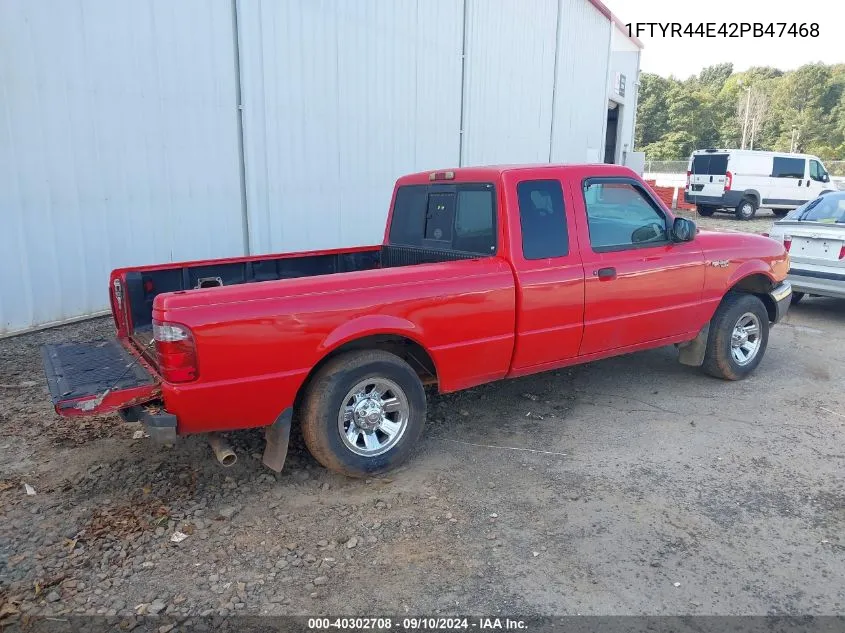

{"left": 139, "top": 407, "right": 178, "bottom": 443}
{"left": 768, "top": 281, "right": 792, "bottom": 323}
{"left": 683, "top": 191, "right": 743, "bottom": 207}
{"left": 788, "top": 268, "right": 845, "bottom": 299}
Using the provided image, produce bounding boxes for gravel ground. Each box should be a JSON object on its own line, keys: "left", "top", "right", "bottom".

{"left": 1, "top": 213, "right": 843, "bottom": 625}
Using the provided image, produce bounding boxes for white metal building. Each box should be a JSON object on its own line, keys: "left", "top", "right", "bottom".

{"left": 0, "top": 0, "right": 642, "bottom": 336}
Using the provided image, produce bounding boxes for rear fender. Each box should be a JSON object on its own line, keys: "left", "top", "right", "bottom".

{"left": 741, "top": 189, "right": 761, "bottom": 205}
{"left": 318, "top": 315, "right": 428, "bottom": 354}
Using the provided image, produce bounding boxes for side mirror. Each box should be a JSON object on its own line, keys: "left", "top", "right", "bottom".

{"left": 823, "top": 174, "right": 830, "bottom": 183}
{"left": 671, "top": 217, "right": 696, "bottom": 242}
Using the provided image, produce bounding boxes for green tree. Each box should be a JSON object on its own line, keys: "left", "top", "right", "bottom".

{"left": 697, "top": 63, "right": 733, "bottom": 93}
{"left": 635, "top": 73, "right": 674, "bottom": 147}
{"left": 636, "top": 62, "right": 845, "bottom": 161}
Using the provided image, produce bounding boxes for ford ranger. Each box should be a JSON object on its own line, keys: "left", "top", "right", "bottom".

{"left": 41, "top": 164, "right": 792, "bottom": 477}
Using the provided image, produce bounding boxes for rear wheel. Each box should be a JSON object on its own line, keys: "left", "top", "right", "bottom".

{"left": 773, "top": 209, "right": 789, "bottom": 218}
{"left": 300, "top": 350, "right": 426, "bottom": 477}
{"left": 735, "top": 198, "right": 758, "bottom": 221}
{"left": 702, "top": 292, "right": 770, "bottom": 380}
{"left": 696, "top": 205, "right": 716, "bottom": 217}
{"left": 791, "top": 291, "right": 805, "bottom": 305}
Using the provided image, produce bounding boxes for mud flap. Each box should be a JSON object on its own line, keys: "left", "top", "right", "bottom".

{"left": 677, "top": 323, "right": 710, "bottom": 367}
{"left": 262, "top": 408, "right": 292, "bottom": 473}
{"left": 42, "top": 340, "right": 160, "bottom": 417}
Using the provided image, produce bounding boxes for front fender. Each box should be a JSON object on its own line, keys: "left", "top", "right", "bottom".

{"left": 727, "top": 259, "right": 777, "bottom": 290}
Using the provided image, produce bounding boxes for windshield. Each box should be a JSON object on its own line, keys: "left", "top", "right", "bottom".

{"left": 784, "top": 192, "right": 845, "bottom": 223}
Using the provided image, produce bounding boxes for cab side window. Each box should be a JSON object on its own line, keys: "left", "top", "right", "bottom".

{"left": 583, "top": 181, "right": 667, "bottom": 251}
{"left": 772, "top": 157, "right": 805, "bottom": 179}
{"left": 810, "top": 160, "right": 826, "bottom": 182}
{"left": 516, "top": 180, "right": 568, "bottom": 260}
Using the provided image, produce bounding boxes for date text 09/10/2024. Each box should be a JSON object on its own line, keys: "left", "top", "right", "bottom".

{"left": 307, "top": 617, "right": 528, "bottom": 630}
{"left": 626, "top": 22, "right": 819, "bottom": 38}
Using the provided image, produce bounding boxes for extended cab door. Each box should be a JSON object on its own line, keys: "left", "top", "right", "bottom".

{"left": 505, "top": 172, "right": 586, "bottom": 374}
{"left": 572, "top": 177, "right": 705, "bottom": 356}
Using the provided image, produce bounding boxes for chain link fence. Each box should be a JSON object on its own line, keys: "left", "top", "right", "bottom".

{"left": 644, "top": 159, "right": 845, "bottom": 176}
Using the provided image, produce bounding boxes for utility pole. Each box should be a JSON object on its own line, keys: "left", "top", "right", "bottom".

{"left": 790, "top": 127, "right": 799, "bottom": 153}
{"left": 750, "top": 117, "right": 756, "bottom": 150}
{"left": 740, "top": 85, "right": 752, "bottom": 149}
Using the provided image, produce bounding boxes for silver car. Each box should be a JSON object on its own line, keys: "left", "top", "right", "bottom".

{"left": 766, "top": 192, "right": 845, "bottom": 304}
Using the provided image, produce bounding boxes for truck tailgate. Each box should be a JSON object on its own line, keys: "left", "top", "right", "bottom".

{"left": 41, "top": 340, "right": 161, "bottom": 417}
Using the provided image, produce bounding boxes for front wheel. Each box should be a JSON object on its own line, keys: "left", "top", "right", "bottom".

{"left": 791, "top": 291, "right": 805, "bottom": 305}
{"left": 702, "top": 292, "right": 770, "bottom": 380}
{"left": 300, "top": 350, "right": 426, "bottom": 477}
{"left": 773, "top": 209, "right": 790, "bottom": 218}
{"left": 696, "top": 205, "right": 716, "bottom": 217}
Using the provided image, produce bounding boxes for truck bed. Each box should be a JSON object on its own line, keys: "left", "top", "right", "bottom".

{"left": 122, "top": 244, "right": 486, "bottom": 336}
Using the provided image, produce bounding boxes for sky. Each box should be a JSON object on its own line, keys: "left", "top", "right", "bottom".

{"left": 603, "top": 0, "right": 845, "bottom": 78}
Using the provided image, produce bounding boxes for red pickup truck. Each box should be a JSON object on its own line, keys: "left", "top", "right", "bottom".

{"left": 42, "top": 164, "right": 791, "bottom": 477}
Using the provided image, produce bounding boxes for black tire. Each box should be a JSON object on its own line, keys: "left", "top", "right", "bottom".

{"left": 735, "top": 197, "right": 758, "bottom": 221}
{"left": 696, "top": 205, "right": 716, "bottom": 217}
{"left": 702, "top": 292, "right": 770, "bottom": 381}
{"left": 791, "top": 291, "right": 805, "bottom": 305}
{"left": 772, "top": 209, "right": 789, "bottom": 218}
{"left": 300, "top": 350, "right": 426, "bottom": 477}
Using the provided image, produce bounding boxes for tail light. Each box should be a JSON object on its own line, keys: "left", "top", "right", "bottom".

{"left": 686, "top": 171, "right": 691, "bottom": 188}
{"left": 152, "top": 321, "right": 198, "bottom": 383}
{"left": 839, "top": 245, "right": 845, "bottom": 260}
{"left": 783, "top": 235, "right": 792, "bottom": 252}
{"left": 724, "top": 171, "right": 733, "bottom": 191}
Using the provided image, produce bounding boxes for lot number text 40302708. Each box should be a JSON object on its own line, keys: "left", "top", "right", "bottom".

{"left": 626, "top": 23, "right": 819, "bottom": 38}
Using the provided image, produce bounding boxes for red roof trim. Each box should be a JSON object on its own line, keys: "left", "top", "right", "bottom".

{"left": 586, "top": 0, "right": 644, "bottom": 49}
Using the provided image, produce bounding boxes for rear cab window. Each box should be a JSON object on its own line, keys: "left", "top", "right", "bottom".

{"left": 388, "top": 183, "right": 497, "bottom": 255}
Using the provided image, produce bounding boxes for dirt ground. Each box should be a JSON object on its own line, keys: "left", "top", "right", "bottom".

{"left": 1, "top": 211, "right": 843, "bottom": 624}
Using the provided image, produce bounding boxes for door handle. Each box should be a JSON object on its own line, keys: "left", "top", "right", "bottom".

{"left": 594, "top": 267, "right": 617, "bottom": 280}
{"left": 798, "top": 179, "right": 803, "bottom": 186}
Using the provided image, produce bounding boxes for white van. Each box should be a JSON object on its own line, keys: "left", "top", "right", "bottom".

{"left": 683, "top": 149, "right": 834, "bottom": 220}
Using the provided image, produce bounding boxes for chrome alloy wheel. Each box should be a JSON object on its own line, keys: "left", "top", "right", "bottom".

{"left": 730, "top": 312, "right": 762, "bottom": 366}
{"left": 337, "top": 378, "right": 410, "bottom": 457}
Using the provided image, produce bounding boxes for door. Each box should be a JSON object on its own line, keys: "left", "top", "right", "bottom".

{"left": 573, "top": 178, "right": 706, "bottom": 356}
{"left": 506, "top": 174, "right": 586, "bottom": 373}
{"left": 688, "top": 153, "right": 728, "bottom": 201}
{"left": 808, "top": 159, "right": 831, "bottom": 197}
{"left": 768, "top": 156, "right": 808, "bottom": 207}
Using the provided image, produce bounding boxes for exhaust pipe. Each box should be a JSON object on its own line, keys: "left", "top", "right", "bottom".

{"left": 208, "top": 433, "right": 237, "bottom": 467}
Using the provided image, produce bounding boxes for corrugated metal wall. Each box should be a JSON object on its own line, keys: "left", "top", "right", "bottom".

{"left": 0, "top": 0, "right": 245, "bottom": 334}
{"left": 0, "top": 0, "right": 624, "bottom": 335}
{"left": 460, "top": 0, "right": 559, "bottom": 165}
{"left": 550, "top": 0, "right": 612, "bottom": 163}
{"left": 237, "top": 0, "right": 464, "bottom": 255}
